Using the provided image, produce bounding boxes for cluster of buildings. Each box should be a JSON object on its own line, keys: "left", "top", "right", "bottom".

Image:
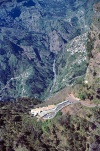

{"left": 31, "top": 105, "right": 55, "bottom": 116}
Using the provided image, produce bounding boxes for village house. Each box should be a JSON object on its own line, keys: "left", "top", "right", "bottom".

{"left": 31, "top": 105, "right": 55, "bottom": 116}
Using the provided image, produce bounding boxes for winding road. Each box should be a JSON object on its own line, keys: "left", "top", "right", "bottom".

{"left": 38, "top": 94, "right": 99, "bottom": 120}
{"left": 39, "top": 100, "right": 76, "bottom": 119}
{"left": 32, "top": 94, "right": 99, "bottom": 120}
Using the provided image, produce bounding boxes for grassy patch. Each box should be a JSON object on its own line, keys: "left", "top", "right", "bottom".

{"left": 42, "top": 120, "right": 51, "bottom": 134}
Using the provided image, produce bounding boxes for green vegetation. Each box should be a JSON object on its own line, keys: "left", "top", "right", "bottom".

{"left": 78, "top": 92, "right": 87, "bottom": 100}
{"left": 0, "top": 2, "right": 100, "bottom": 151}
{"left": 53, "top": 32, "right": 88, "bottom": 94}
{"left": 86, "top": 33, "right": 94, "bottom": 60}
{"left": 74, "top": 16, "right": 100, "bottom": 102}
{"left": 98, "top": 18, "right": 100, "bottom": 22}
{"left": 73, "top": 79, "right": 100, "bottom": 102}
{"left": 42, "top": 111, "right": 62, "bottom": 134}
{"left": 75, "top": 77, "right": 83, "bottom": 84}
{"left": 0, "top": 99, "right": 99, "bottom": 151}
{"left": 99, "top": 33, "right": 100, "bottom": 40}
{"left": 55, "top": 111, "right": 62, "bottom": 117}
{"left": 42, "top": 120, "right": 51, "bottom": 134}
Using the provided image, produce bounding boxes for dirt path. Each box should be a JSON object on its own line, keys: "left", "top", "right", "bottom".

{"left": 80, "top": 101, "right": 97, "bottom": 107}
{"left": 67, "top": 94, "right": 99, "bottom": 108}
{"left": 66, "top": 94, "right": 79, "bottom": 103}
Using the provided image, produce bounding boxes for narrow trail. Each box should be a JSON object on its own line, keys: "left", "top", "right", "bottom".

{"left": 50, "top": 59, "right": 57, "bottom": 93}
{"left": 67, "top": 94, "right": 98, "bottom": 108}
{"left": 80, "top": 101, "right": 97, "bottom": 108}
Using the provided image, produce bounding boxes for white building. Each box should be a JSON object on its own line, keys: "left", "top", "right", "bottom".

{"left": 31, "top": 105, "right": 55, "bottom": 116}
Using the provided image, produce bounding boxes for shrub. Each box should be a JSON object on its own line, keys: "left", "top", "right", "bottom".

{"left": 75, "top": 77, "right": 83, "bottom": 84}
{"left": 99, "top": 34, "right": 100, "bottom": 40}
{"left": 78, "top": 93, "right": 86, "bottom": 100}
{"left": 86, "top": 33, "right": 94, "bottom": 60}
{"left": 42, "top": 120, "right": 51, "bottom": 134}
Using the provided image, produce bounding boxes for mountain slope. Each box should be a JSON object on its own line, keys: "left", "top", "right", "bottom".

{"left": 0, "top": 0, "right": 99, "bottom": 100}
{"left": 73, "top": 2, "right": 100, "bottom": 103}
{"left": 0, "top": 2, "right": 100, "bottom": 151}
{"left": 85, "top": 2, "right": 100, "bottom": 101}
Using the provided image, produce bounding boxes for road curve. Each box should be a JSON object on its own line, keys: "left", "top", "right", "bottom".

{"left": 40, "top": 100, "right": 98, "bottom": 120}
{"left": 41, "top": 100, "right": 76, "bottom": 119}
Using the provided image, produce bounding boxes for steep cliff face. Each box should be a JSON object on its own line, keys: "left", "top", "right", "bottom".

{"left": 85, "top": 2, "right": 100, "bottom": 101}
{"left": 0, "top": 0, "right": 99, "bottom": 100}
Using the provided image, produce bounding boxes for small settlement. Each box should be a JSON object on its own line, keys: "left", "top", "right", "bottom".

{"left": 31, "top": 105, "right": 55, "bottom": 116}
